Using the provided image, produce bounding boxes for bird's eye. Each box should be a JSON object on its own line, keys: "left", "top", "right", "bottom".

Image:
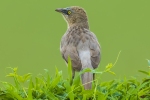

{"left": 67, "top": 10, "right": 71, "bottom": 15}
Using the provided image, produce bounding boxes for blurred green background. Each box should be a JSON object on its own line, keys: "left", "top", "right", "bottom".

{"left": 0, "top": 0, "right": 150, "bottom": 83}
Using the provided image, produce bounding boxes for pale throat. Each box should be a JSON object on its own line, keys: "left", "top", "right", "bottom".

{"left": 67, "top": 21, "right": 89, "bottom": 29}
{"left": 62, "top": 14, "right": 89, "bottom": 29}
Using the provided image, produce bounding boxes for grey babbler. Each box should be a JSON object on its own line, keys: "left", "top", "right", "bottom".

{"left": 55, "top": 6, "right": 101, "bottom": 90}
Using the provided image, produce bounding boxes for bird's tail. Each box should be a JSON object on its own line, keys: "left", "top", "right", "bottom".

{"left": 79, "top": 50, "right": 93, "bottom": 90}
{"left": 81, "top": 70, "right": 93, "bottom": 90}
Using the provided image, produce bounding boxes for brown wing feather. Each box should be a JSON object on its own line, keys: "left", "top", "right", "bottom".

{"left": 60, "top": 28, "right": 100, "bottom": 70}
{"left": 60, "top": 31, "right": 82, "bottom": 71}
{"left": 87, "top": 30, "right": 101, "bottom": 69}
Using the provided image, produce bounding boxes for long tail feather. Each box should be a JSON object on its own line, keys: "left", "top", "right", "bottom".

{"left": 81, "top": 71, "right": 93, "bottom": 89}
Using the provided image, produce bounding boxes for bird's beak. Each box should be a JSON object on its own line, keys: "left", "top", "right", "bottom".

{"left": 55, "top": 8, "right": 64, "bottom": 13}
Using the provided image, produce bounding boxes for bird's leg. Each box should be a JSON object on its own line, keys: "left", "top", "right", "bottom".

{"left": 70, "top": 69, "right": 75, "bottom": 85}
{"left": 72, "top": 69, "right": 75, "bottom": 79}
{"left": 93, "top": 73, "right": 95, "bottom": 80}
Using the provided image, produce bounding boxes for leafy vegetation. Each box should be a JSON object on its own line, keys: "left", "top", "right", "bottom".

{"left": 0, "top": 57, "right": 150, "bottom": 100}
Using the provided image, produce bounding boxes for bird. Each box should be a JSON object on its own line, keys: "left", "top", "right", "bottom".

{"left": 55, "top": 6, "right": 101, "bottom": 90}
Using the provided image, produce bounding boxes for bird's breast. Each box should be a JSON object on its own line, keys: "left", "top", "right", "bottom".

{"left": 64, "top": 27, "right": 89, "bottom": 47}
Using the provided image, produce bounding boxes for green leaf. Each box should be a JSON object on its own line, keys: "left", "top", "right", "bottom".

{"left": 64, "top": 80, "right": 74, "bottom": 100}
{"left": 23, "top": 73, "right": 32, "bottom": 81}
{"left": 106, "top": 63, "right": 113, "bottom": 69}
{"left": 6, "top": 73, "right": 16, "bottom": 77}
{"left": 82, "top": 94, "right": 86, "bottom": 100}
{"left": 108, "top": 71, "right": 116, "bottom": 75}
{"left": 73, "top": 74, "right": 81, "bottom": 86}
{"left": 68, "top": 56, "right": 73, "bottom": 84}
{"left": 146, "top": 59, "right": 150, "bottom": 67}
{"left": 81, "top": 90, "right": 93, "bottom": 95}
{"left": 55, "top": 67, "right": 59, "bottom": 75}
{"left": 138, "top": 87, "right": 150, "bottom": 97}
{"left": 27, "top": 78, "right": 33, "bottom": 100}
{"left": 35, "top": 77, "right": 40, "bottom": 90}
{"left": 96, "top": 91, "right": 107, "bottom": 100}
{"left": 47, "top": 92, "right": 58, "bottom": 100}
{"left": 13, "top": 67, "right": 18, "bottom": 73}
{"left": 17, "top": 75, "right": 24, "bottom": 83}
{"left": 50, "top": 70, "right": 62, "bottom": 88}
{"left": 91, "top": 69, "right": 103, "bottom": 74}
{"left": 79, "top": 68, "right": 92, "bottom": 75}
{"left": 1, "top": 82, "right": 23, "bottom": 100}
{"left": 44, "top": 69, "right": 49, "bottom": 73}
{"left": 138, "top": 70, "right": 149, "bottom": 75}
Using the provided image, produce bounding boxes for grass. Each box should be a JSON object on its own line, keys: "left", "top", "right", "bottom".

{"left": 0, "top": 56, "right": 150, "bottom": 99}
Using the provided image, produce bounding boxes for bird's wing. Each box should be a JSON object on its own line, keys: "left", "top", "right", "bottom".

{"left": 86, "top": 30, "right": 101, "bottom": 69}
{"left": 60, "top": 33, "right": 82, "bottom": 71}
{"left": 60, "top": 29, "right": 100, "bottom": 70}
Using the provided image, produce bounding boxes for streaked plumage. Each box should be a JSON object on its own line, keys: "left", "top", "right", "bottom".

{"left": 55, "top": 6, "right": 101, "bottom": 90}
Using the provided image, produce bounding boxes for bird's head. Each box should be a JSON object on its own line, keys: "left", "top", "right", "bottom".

{"left": 55, "top": 6, "right": 89, "bottom": 28}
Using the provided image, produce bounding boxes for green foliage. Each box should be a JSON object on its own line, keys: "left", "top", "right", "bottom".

{"left": 0, "top": 59, "right": 150, "bottom": 100}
